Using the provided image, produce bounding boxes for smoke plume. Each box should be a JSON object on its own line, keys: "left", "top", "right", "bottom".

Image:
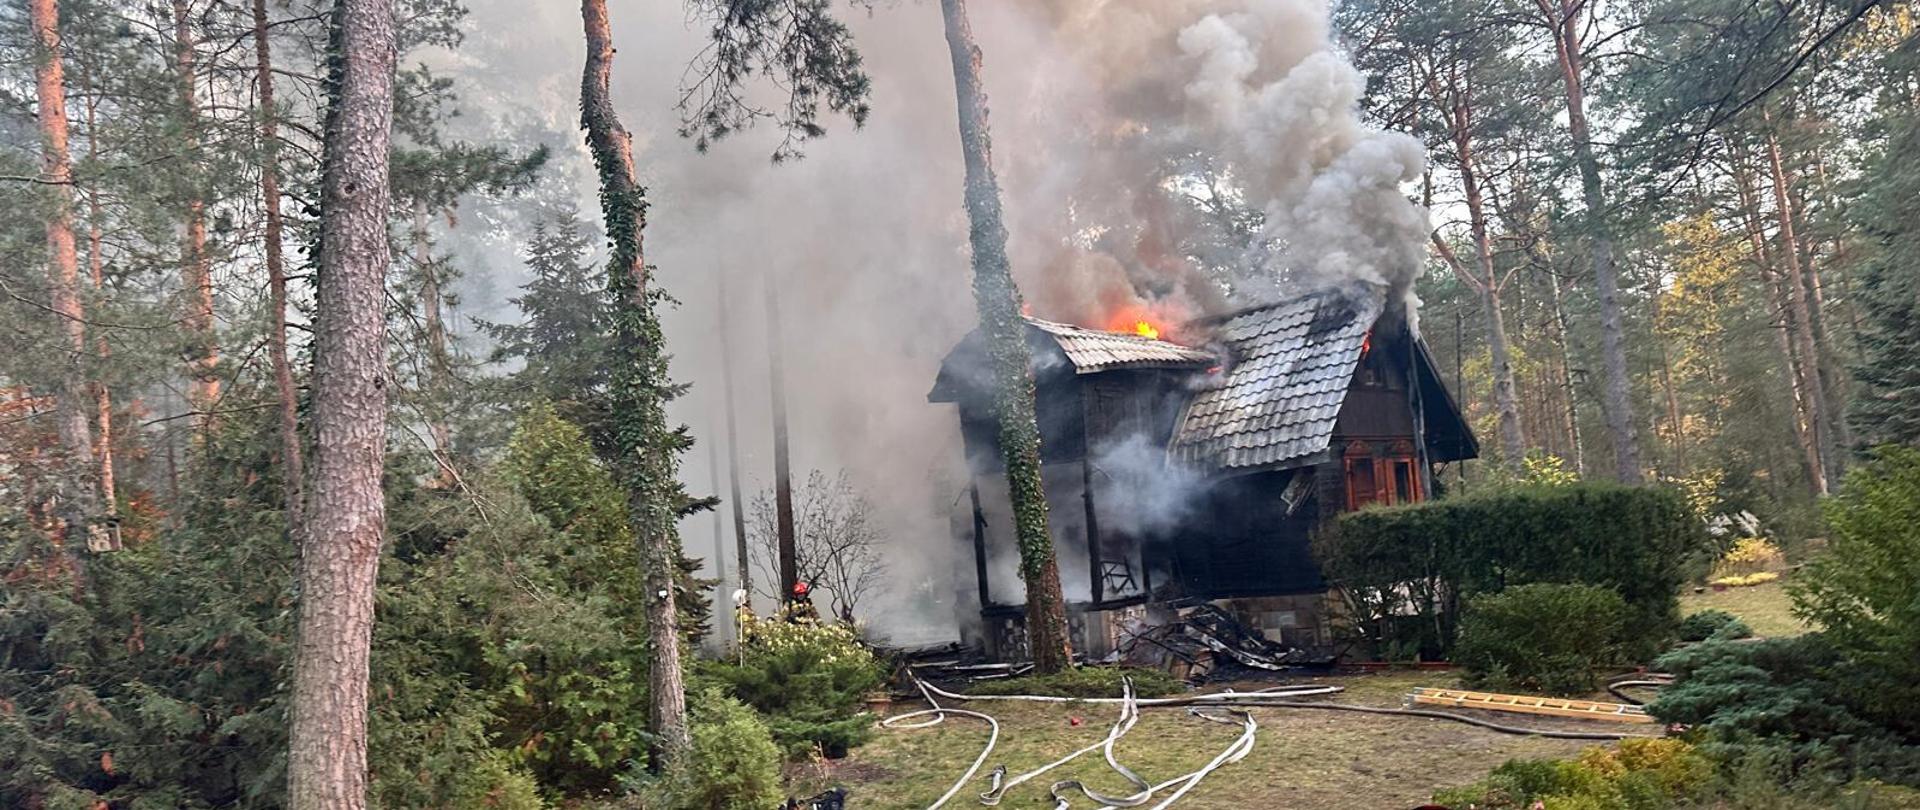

{"left": 430, "top": 0, "right": 1428, "bottom": 642}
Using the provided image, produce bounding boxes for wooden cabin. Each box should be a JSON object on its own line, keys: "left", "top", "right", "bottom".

{"left": 929, "top": 286, "right": 1477, "bottom": 660}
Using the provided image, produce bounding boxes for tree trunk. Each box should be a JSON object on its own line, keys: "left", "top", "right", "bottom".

{"left": 1451, "top": 119, "right": 1527, "bottom": 463}
{"left": 412, "top": 204, "right": 455, "bottom": 484}
{"left": 579, "top": 0, "right": 690, "bottom": 765}
{"left": 1544, "top": 0, "right": 1640, "bottom": 483}
{"left": 255, "top": 0, "right": 303, "bottom": 532}
{"left": 1762, "top": 125, "right": 1833, "bottom": 493}
{"left": 78, "top": 58, "right": 114, "bottom": 520}
{"left": 1733, "top": 147, "right": 1824, "bottom": 493}
{"left": 939, "top": 0, "right": 1073, "bottom": 674}
{"left": 718, "top": 277, "right": 750, "bottom": 606}
{"left": 285, "top": 1, "right": 395, "bottom": 806}
{"left": 30, "top": 0, "right": 96, "bottom": 558}
{"left": 173, "top": 0, "right": 219, "bottom": 421}
{"left": 765, "top": 283, "right": 799, "bottom": 602}
{"left": 1546, "top": 271, "right": 1586, "bottom": 475}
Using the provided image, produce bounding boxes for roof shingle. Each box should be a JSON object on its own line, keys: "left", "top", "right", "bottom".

{"left": 1024, "top": 318, "right": 1217, "bottom": 374}
{"left": 1170, "top": 288, "right": 1383, "bottom": 472}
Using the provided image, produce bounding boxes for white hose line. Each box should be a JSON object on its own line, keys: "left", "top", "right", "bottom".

{"left": 1045, "top": 680, "right": 1159, "bottom": 808}
{"left": 1089, "top": 709, "right": 1258, "bottom": 810}
{"left": 981, "top": 680, "right": 1144, "bottom": 806}
{"left": 881, "top": 679, "right": 1002, "bottom": 809}
{"left": 916, "top": 678, "right": 1343, "bottom": 706}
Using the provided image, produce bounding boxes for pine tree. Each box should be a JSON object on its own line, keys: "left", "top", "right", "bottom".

{"left": 578, "top": 0, "right": 691, "bottom": 766}
{"left": 1850, "top": 109, "right": 1920, "bottom": 449}
{"left": 286, "top": 0, "right": 396, "bottom": 806}
{"left": 938, "top": 0, "right": 1074, "bottom": 674}
{"left": 479, "top": 210, "right": 608, "bottom": 406}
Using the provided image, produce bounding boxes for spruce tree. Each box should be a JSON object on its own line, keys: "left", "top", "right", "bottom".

{"left": 1850, "top": 110, "right": 1920, "bottom": 449}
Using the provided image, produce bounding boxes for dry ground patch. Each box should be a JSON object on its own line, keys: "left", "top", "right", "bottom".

{"left": 788, "top": 672, "right": 1604, "bottom": 808}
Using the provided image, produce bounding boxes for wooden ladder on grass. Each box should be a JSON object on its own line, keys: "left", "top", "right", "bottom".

{"left": 1409, "top": 687, "right": 1655, "bottom": 724}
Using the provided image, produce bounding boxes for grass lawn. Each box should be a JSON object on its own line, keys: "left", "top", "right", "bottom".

{"left": 787, "top": 672, "right": 1607, "bottom": 808}
{"left": 1678, "top": 577, "right": 1811, "bottom": 638}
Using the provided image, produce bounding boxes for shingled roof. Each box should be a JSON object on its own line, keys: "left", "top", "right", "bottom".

{"left": 1170, "top": 288, "right": 1384, "bottom": 472}
{"left": 1023, "top": 318, "right": 1217, "bottom": 374}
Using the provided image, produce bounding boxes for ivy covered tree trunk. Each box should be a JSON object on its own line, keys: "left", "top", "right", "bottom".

{"left": 29, "top": 0, "right": 96, "bottom": 557}
{"left": 579, "top": 0, "right": 690, "bottom": 765}
{"left": 254, "top": 0, "right": 303, "bottom": 533}
{"left": 938, "top": 0, "right": 1073, "bottom": 674}
{"left": 286, "top": 0, "right": 395, "bottom": 806}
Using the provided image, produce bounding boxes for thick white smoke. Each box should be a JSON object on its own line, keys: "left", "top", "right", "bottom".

{"left": 430, "top": 0, "right": 1429, "bottom": 642}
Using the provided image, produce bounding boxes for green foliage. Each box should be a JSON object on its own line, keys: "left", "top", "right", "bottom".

{"left": 1454, "top": 584, "right": 1628, "bottom": 694}
{"left": 477, "top": 209, "right": 610, "bottom": 415}
{"left": 704, "top": 611, "right": 885, "bottom": 758}
{"left": 1317, "top": 483, "right": 1700, "bottom": 660}
{"left": 1432, "top": 739, "right": 1714, "bottom": 810}
{"left": 965, "top": 666, "right": 1186, "bottom": 699}
{"left": 1793, "top": 446, "right": 1920, "bottom": 739}
{"left": 1648, "top": 634, "right": 1920, "bottom": 787}
{"left": 1850, "top": 107, "right": 1920, "bottom": 448}
{"left": 648, "top": 689, "right": 785, "bottom": 810}
{"left": 678, "top": 0, "right": 874, "bottom": 161}
{"left": 1677, "top": 609, "right": 1752, "bottom": 642}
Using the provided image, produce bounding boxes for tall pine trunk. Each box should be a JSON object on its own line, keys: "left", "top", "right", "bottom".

{"left": 1733, "top": 147, "right": 1824, "bottom": 492}
{"left": 1449, "top": 114, "right": 1527, "bottom": 463}
{"left": 1762, "top": 125, "right": 1833, "bottom": 493}
{"left": 1546, "top": 271, "right": 1586, "bottom": 474}
{"left": 173, "top": 0, "right": 219, "bottom": 420}
{"left": 1543, "top": 0, "right": 1641, "bottom": 483}
{"left": 29, "top": 0, "right": 96, "bottom": 556}
{"left": 255, "top": 0, "right": 303, "bottom": 532}
{"left": 718, "top": 277, "right": 751, "bottom": 604}
{"left": 939, "top": 0, "right": 1073, "bottom": 674}
{"left": 579, "top": 0, "right": 690, "bottom": 765}
{"left": 286, "top": 0, "right": 395, "bottom": 806}
{"left": 78, "top": 58, "right": 114, "bottom": 520}
{"left": 765, "top": 284, "right": 798, "bottom": 601}
{"left": 412, "top": 203, "right": 456, "bottom": 484}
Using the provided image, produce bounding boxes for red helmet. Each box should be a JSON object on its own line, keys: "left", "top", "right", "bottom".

{"left": 792, "top": 581, "right": 811, "bottom": 597}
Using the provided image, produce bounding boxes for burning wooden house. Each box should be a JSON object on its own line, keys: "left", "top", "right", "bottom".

{"left": 929, "top": 286, "right": 1477, "bottom": 662}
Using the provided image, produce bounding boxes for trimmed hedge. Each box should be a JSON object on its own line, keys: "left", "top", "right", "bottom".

{"left": 1455, "top": 583, "right": 1627, "bottom": 695}
{"left": 1314, "top": 483, "right": 1701, "bottom": 661}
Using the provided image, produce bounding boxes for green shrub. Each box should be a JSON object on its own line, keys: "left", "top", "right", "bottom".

{"left": 1433, "top": 739, "right": 1713, "bottom": 810}
{"left": 649, "top": 689, "right": 784, "bottom": 810}
{"left": 1317, "top": 483, "right": 1699, "bottom": 661}
{"left": 1793, "top": 445, "right": 1920, "bottom": 740}
{"left": 1677, "top": 609, "right": 1752, "bottom": 642}
{"left": 448, "top": 754, "right": 547, "bottom": 810}
{"left": 705, "top": 612, "right": 885, "bottom": 758}
{"left": 1453, "top": 584, "right": 1627, "bottom": 695}
{"left": 965, "top": 665, "right": 1186, "bottom": 699}
{"left": 1647, "top": 634, "right": 1920, "bottom": 787}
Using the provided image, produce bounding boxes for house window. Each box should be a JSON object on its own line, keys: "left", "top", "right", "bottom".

{"left": 1343, "top": 440, "right": 1424, "bottom": 510}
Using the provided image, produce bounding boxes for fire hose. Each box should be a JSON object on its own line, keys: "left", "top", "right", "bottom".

{"left": 887, "top": 672, "right": 1655, "bottom": 809}
{"left": 982, "top": 680, "right": 1153, "bottom": 807}
{"left": 879, "top": 679, "right": 1002, "bottom": 809}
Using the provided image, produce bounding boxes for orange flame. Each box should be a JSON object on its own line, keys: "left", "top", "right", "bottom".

{"left": 1133, "top": 320, "right": 1160, "bottom": 340}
